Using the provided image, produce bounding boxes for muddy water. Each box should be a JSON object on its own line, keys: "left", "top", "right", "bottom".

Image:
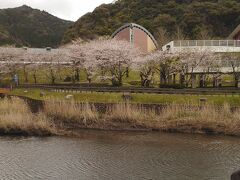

{"left": 0, "top": 131, "right": 239, "bottom": 180}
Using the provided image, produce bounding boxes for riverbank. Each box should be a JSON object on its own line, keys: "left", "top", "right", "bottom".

{"left": 9, "top": 88, "right": 240, "bottom": 106}
{"left": 44, "top": 99, "right": 240, "bottom": 136}
{"left": 1, "top": 97, "right": 240, "bottom": 137}
{"left": 0, "top": 98, "right": 55, "bottom": 136}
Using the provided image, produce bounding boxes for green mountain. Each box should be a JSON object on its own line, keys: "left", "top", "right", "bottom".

{"left": 0, "top": 5, "right": 73, "bottom": 47}
{"left": 63, "top": 0, "right": 240, "bottom": 46}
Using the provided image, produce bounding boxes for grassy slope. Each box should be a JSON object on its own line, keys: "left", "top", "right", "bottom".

{"left": 9, "top": 88, "right": 240, "bottom": 106}
{"left": 2, "top": 94, "right": 240, "bottom": 137}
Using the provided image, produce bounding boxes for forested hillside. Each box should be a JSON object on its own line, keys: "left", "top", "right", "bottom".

{"left": 0, "top": 5, "right": 72, "bottom": 47}
{"left": 63, "top": 0, "right": 240, "bottom": 46}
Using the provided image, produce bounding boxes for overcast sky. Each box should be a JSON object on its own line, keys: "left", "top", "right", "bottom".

{"left": 0, "top": 0, "right": 113, "bottom": 21}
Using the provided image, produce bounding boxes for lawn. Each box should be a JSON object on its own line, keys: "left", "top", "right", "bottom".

{"left": 1, "top": 67, "right": 237, "bottom": 88}
{"left": 9, "top": 88, "right": 240, "bottom": 106}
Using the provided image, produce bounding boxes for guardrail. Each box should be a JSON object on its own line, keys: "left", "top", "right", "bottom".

{"left": 17, "top": 84, "right": 240, "bottom": 96}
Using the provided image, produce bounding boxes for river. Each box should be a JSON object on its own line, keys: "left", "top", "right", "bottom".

{"left": 0, "top": 131, "right": 239, "bottom": 180}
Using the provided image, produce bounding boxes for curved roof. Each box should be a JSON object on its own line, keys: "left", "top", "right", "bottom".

{"left": 111, "top": 23, "right": 158, "bottom": 48}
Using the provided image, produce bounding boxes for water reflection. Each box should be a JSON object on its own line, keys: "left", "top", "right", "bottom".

{"left": 0, "top": 131, "right": 239, "bottom": 180}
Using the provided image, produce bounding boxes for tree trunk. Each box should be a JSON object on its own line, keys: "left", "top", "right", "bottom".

{"left": 140, "top": 73, "right": 144, "bottom": 87}
{"left": 173, "top": 74, "right": 176, "bottom": 85}
{"left": 88, "top": 78, "right": 91, "bottom": 84}
{"left": 199, "top": 74, "right": 206, "bottom": 88}
{"left": 145, "top": 80, "right": 150, "bottom": 87}
{"left": 50, "top": 69, "right": 55, "bottom": 84}
{"left": 51, "top": 78, "right": 55, "bottom": 84}
{"left": 75, "top": 68, "right": 80, "bottom": 82}
{"left": 24, "top": 73, "right": 28, "bottom": 83}
{"left": 126, "top": 67, "right": 129, "bottom": 78}
{"left": 118, "top": 75, "right": 123, "bottom": 86}
{"left": 33, "top": 74, "right": 37, "bottom": 84}
{"left": 72, "top": 75, "right": 76, "bottom": 84}
{"left": 160, "top": 74, "right": 164, "bottom": 86}
{"left": 185, "top": 74, "right": 189, "bottom": 88}
{"left": 213, "top": 77, "right": 217, "bottom": 88}
{"left": 23, "top": 66, "right": 28, "bottom": 83}
{"left": 101, "top": 67, "right": 105, "bottom": 76}
{"left": 212, "top": 75, "right": 221, "bottom": 88}
{"left": 140, "top": 74, "right": 150, "bottom": 88}
{"left": 180, "top": 74, "right": 185, "bottom": 87}
{"left": 191, "top": 74, "right": 196, "bottom": 88}
{"left": 234, "top": 75, "right": 239, "bottom": 88}
{"left": 168, "top": 75, "right": 173, "bottom": 85}
{"left": 118, "top": 63, "right": 123, "bottom": 86}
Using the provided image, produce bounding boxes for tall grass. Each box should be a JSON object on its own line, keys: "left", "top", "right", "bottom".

{"left": 0, "top": 98, "right": 55, "bottom": 135}
{"left": 43, "top": 99, "right": 240, "bottom": 136}
{"left": 105, "top": 103, "right": 156, "bottom": 123}
{"left": 44, "top": 99, "right": 98, "bottom": 126}
{"left": 156, "top": 103, "right": 240, "bottom": 135}
{"left": 2, "top": 97, "right": 239, "bottom": 136}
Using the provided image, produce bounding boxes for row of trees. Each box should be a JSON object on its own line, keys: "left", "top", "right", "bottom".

{"left": 0, "top": 39, "right": 240, "bottom": 88}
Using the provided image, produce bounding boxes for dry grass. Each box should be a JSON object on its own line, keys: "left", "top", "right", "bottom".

{"left": 44, "top": 99, "right": 99, "bottom": 126}
{"left": 105, "top": 103, "right": 156, "bottom": 123}
{"left": 42, "top": 99, "right": 240, "bottom": 136}
{"left": 0, "top": 98, "right": 55, "bottom": 136}
{"left": 155, "top": 103, "right": 240, "bottom": 135}
{"left": 3, "top": 97, "right": 240, "bottom": 136}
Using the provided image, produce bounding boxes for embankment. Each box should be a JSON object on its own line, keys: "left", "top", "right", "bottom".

{"left": 43, "top": 99, "right": 240, "bottom": 136}
{"left": 1, "top": 96, "right": 240, "bottom": 137}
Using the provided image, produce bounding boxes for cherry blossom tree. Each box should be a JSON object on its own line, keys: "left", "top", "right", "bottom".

{"left": 22, "top": 48, "right": 44, "bottom": 84}
{"left": 67, "top": 39, "right": 140, "bottom": 86}
{"left": 156, "top": 52, "right": 180, "bottom": 86}
{"left": 221, "top": 52, "right": 240, "bottom": 88}
{"left": 133, "top": 50, "right": 181, "bottom": 87}
{"left": 66, "top": 40, "right": 95, "bottom": 84}
{"left": 200, "top": 53, "right": 222, "bottom": 88}
{"left": 140, "top": 50, "right": 181, "bottom": 87}
{"left": 178, "top": 50, "right": 215, "bottom": 88}
{"left": 92, "top": 39, "right": 140, "bottom": 86}
{"left": 133, "top": 53, "right": 157, "bottom": 87}
{"left": 44, "top": 49, "right": 69, "bottom": 84}
{"left": 0, "top": 48, "right": 15, "bottom": 81}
